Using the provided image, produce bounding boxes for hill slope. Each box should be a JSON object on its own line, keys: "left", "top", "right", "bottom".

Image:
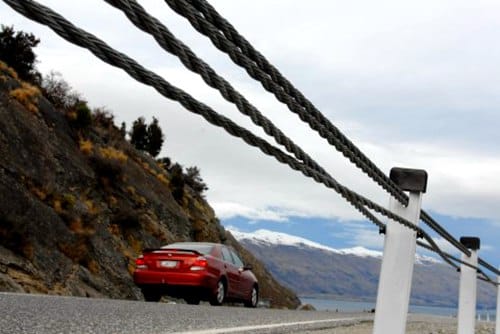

{"left": 230, "top": 228, "right": 497, "bottom": 308}
{"left": 0, "top": 63, "right": 299, "bottom": 308}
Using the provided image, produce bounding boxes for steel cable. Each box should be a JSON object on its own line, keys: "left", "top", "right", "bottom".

{"left": 1, "top": 0, "right": 408, "bottom": 240}
{"left": 165, "top": 0, "right": 473, "bottom": 258}
{"left": 172, "top": 0, "right": 500, "bottom": 276}
{"left": 102, "top": 0, "right": 334, "bottom": 193}
{"left": 5, "top": 0, "right": 497, "bottom": 278}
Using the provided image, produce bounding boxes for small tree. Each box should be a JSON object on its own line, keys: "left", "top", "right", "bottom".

{"left": 146, "top": 117, "right": 164, "bottom": 157}
{"left": 0, "top": 25, "right": 41, "bottom": 83}
{"left": 185, "top": 166, "right": 208, "bottom": 194}
{"left": 130, "top": 116, "right": 165, "bottom": 157}
{"left": 120, "top": 122, "right": 127, "bottom": 139}
{"left": 130, "top": 117, "right": 148, "bottom": 151}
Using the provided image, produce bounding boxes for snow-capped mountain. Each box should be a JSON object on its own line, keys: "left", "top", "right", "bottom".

{"left": 227, "top": 227, "right": 495, "bottom": 307}
{"left": 228, "top": 227, "right": 437, "bottom": 263}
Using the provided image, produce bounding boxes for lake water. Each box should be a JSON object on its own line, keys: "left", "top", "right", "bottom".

{"left": 300, "top": 297, "right": 497, "bottom": 321}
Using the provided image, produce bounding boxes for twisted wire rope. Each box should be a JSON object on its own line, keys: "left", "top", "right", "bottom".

{"left": 1, "top": 0, "right": 408, "bottom": 240}
{"left": 165, "top": 0, "right": 473, "bottom": 258}
{"left": 171, "top": 0, "right": 500, "bottom": 276}
{"left": 102, "top": 0, "right": 332, "bottom": 191}
{"left": 3, "top": 0, "right": 497, "bottom": 279}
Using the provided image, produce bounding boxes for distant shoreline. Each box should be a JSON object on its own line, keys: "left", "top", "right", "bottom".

{"left": 299, "top": 296, "right": 497, "bottom": 320}
{"left": 299, "top": 295, "right": 496, "bottom": 310}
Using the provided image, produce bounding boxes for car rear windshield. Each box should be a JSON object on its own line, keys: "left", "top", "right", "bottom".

{"left": 161, "top": 243, "right": 214, "bottom": 255}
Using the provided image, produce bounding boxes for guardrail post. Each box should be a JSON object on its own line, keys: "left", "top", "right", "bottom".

{"left": 457, "top": 237, "right": 480, "bottom": 334}
{"left": 373, "top": 168, "right": 427, "bottom": 334}
{"left": 496, "top": 266, "right": 500, "bottom": 334}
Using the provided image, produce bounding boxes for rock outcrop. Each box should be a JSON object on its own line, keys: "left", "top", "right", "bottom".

{"left": 0, "top": 62, "right": 300, "bottom": 309}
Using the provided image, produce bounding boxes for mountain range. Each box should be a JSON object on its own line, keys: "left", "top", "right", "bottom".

{"left": 229, "top": 228, "right": 497, "bottom": 308}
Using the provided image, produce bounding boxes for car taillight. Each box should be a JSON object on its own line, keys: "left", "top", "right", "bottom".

{"left": 135, "top": 256, "right": 147, "bottom": 269}
{"left": 190, "top": 256, "right": 207, "bottom": 271}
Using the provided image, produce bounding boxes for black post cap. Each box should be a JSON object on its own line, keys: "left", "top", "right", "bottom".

{"left": 390, "top": 167, "right": 428, "bottom": 193}
{"left": 460, "top": 237, "right": 480, "bottom": 250}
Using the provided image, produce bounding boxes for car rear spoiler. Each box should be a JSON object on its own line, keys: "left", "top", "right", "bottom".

{"left": 142, "top": 248, "right": 202, "bottom": 255}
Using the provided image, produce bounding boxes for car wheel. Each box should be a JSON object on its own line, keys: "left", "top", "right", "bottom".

{"left": 184, "top": 296, "right": 200, "bottom": 305}
{"left": 142, "top": 288, "right": 161, "bottom": 302}
{"left": 244, "top": 286, "right": 258, "bottom": 308}
{"left": 209, "top": 280, "right": 225, "bottom": 306}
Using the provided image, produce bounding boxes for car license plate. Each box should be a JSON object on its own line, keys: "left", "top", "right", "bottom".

{"left": 159, "top": 260, "right": 178, "bottom": 268}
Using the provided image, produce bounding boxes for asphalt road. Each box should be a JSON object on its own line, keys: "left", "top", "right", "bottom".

{"left": 0, "top": 292, "right": 372, "bottom": 333}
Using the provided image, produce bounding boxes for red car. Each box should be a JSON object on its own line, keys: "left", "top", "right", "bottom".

{"left": 133, "top": 242, "right": 259, "bottom": 307}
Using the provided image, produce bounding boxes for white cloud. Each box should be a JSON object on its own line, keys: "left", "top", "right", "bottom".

{"left": 338, "top": 224, "right": 385, "bottom": 250}
{"left": 212, "top": 202, "right": 289, "bottom": 222}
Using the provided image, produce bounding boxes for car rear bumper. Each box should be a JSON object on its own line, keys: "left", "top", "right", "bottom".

{"left": 134, "top": 269, "right": 216, "bottom": 287}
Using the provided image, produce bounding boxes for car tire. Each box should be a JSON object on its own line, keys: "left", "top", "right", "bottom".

{"left": 244, "top": 286, "right": 258, "bottom": 308}
{"left": 184, "top": 296, "right": 200, "bottom": 305}
{"left": 142, "top": 288, "right": 161, "bottom": 302}
{"left": 209, "top": 280, "right": 225, "bottom": 306}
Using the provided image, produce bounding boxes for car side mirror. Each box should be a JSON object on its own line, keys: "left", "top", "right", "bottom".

{"left": 243, "top": 264, "right": 253, "bottom": 271}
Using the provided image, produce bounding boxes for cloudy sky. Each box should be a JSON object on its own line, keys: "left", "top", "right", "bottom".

{"left": 1, "top": 1, "right": 499, "bottom": 267}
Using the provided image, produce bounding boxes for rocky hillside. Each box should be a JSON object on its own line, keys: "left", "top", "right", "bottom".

{"left": 231, "top": 228, "right": 497, "bottom": 308}
{"left": 0, "top": 62, "right": 299, "bottom": 309}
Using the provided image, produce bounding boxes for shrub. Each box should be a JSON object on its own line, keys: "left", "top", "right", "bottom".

{"left": 69, "top": 102, "right": 92, "bottom": 129}
{"left": 0, "top": 25, "right": 41, "bottom": 83}
{"left": 41, "top": 71, "right": 81, "bottom": 109}
{"left": 170, "top": 163, "right": 184, "bottom": 203}
{"left": 92, "top": 107, "right": 115, "bottom": 128}
{"left": 91, "top": 153, "right": 124, "bottom": 182}
{"left": 157, "top": 157, "right": 171, "bottom": 170}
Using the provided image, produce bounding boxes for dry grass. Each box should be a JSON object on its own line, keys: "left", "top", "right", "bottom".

{"left": 84, "top": 199, "right": 99, "bottom": 215}
{"left": 10, "top": 81, "right": 41, "bottom": 113}
{"left": 79, "top": 139, "right": 93, "bottom": 155}
{"left": 126, "top": 186, "right": 136, "bottom": 196}
{"left": 128, "top": 235, "right": 142, "bottom": 255}
{"left": 99, "top": 146, "right": 128, "bottom": 163}
{"left": 108, "top": 224, "right": 120, "bottom": 236}
{"left": 0, "top": 61, "right": 19, "bottom": 79}
{"left": 87, "top": 260, "right": 100, "bottom": 274}
{"left": 156, "top": 173, "right": 169, "bottom": 186}
{"left": 107, "top": 195, "right": 118, "bottom": 208}
{"left": 30, "top": 186, "right": 47, "bottom": 201}
{"left": 58, "top": 240, "right": 87, "bottom": 263}
{"left": 52, "top": 199, "right": 63, "bottom": 214}
{"left": 69, "top": 218, "right": 84, "bottom": 234}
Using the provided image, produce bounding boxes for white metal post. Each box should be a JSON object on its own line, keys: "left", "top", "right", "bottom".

{"left": 373, "top": 167, "right": 427, "bottom": 334}
{"left": 457, "top": 237, "right": 480, "bottom": 334}
{"left": 496, "top": 267, "right": 500, "bottom": 334}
